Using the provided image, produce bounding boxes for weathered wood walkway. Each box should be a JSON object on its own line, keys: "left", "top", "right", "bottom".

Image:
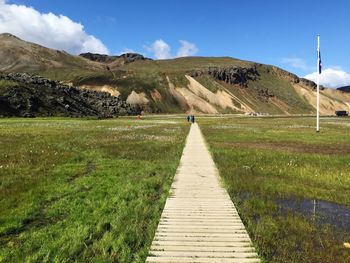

{"left": 146, "top": 123, "right": 260, "bottom": 263}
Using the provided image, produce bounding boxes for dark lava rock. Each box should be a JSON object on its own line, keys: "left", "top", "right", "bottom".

{"left": 191, "top": 65, "right": 276, "bottom": 101}
{"left": 79, "top": 53, "right": 116, "bottom": 63}
{"left": 80, "top": 52, "right": 152, "bottom": 64}
{"left": 0, "top": 73, "right": 141, "bottom": 117}
{"left": 191, "top": 66, "right": 259, "bottom": 87}
{"left": 337, "top": 85, "right": 350, "bottom": 93}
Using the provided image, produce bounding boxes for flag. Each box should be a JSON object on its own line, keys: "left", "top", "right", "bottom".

{"left": 316, "top": 35, "right": 321, "bottom": 133}
{"left": 318, "top": 48, "right": 322, "bottom": 74}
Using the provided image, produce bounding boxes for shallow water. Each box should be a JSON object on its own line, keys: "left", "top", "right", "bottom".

{"left": 277, "top": 199, "right": 350, "bottom": 231}
{"left": 235, "top": 192, "right": 350, "bottom": 232}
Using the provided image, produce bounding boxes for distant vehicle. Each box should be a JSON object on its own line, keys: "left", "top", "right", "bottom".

{"left": 335, "top": 110, "right": 349, "bottom": 117}
{"left": 246, "top": 112, "right": 268, "bottom": 117}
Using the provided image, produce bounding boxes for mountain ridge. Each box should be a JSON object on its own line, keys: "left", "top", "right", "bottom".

{"left": 1, "top": 33, "right": 350, "bottom": 116}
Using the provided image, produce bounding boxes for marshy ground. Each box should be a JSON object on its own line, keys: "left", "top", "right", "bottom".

{"left": 0, "top": 116, "right": 350, "bottom": 262}
{"left": 200, "top": 116, "right": 350, "bottom": 263}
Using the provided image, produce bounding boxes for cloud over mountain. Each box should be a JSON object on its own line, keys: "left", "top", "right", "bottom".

{"left": 0, "top": 0, "right": 109, "bottom": 54}
{"left": 145, "top": 39, "right": 198, "bottom": 59}
{"left": 145, "top": 39, "right": 172, "bottom": 59}
{"left": 177, "top": 40, "right": 199, "bottom": 57}
{"left": 304, "top": 67, "right": 350, "bottom": 88}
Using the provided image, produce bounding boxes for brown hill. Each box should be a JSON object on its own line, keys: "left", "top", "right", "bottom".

{"left": 1, "top": 33, "right": 350, "bottom": 115}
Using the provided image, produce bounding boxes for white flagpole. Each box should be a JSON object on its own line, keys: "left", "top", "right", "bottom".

{"left": 316, "top": 35, "right": 320, "bottom": 133}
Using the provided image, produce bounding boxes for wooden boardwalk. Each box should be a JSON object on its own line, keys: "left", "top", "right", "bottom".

{"left": 146, "top": 123, "right": 260, "bottom": 263}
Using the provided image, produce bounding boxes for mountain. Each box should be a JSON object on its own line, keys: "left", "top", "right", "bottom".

{"left": 337, "top": 86, "right": 350, "bottom": 93}
{"left": 0, "top": 33, "right": 106, "bottom": 78}
{"left": 1, "top": 33, "right": 350, "bottom": 115}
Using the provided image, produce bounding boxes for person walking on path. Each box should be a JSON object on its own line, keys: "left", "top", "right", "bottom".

{"left": 191, "top": 115, "right": 195, "bottom": 124}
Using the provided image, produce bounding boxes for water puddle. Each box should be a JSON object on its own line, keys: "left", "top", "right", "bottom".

{"left": 277, "top": 199, "right": 350, "bottom": 232}
{"left": 235, "top": 192, "right": 350, "bottom": 232}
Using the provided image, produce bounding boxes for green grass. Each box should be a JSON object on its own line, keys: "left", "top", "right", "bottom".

{"left": 253, "top": 65, "right": 314, "bottom": 114}
{"left": 2, "top": 116, "right": 349, "bottom": 262}
{"left": 199, "top": 116, "right": 350, "bottom": 263}
{"left": 0, "top": 80, "right": 18, "bottom": 89}
{"left": 123, "top": 56, "right": 250, "bottom": 74}
{"left": 0, "top": 117, "right": 190, "bottom": 262}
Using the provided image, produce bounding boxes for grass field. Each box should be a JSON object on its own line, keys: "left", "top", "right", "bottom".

{"left": 199, "top": 116, "right": 350, "bottom": 263}
{"left": 1, "top": 116, "right": 350, "bottom": 263}
{"left": 0, "top": 117, "right": 189, "bottom": 262}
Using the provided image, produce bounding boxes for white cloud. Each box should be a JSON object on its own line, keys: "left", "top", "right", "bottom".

{"left": 281, "top": 57, "right": 312, "bottom": 71}
{"left": 145, "top": 39, "right": 198, "bottom": 59}
{"left": 145, "top": 39, "right": 171, "bottom": 59}
{"left": 0, "top": 1, "right": 109, "bottom": 54}
{"left": 177, "top": 40, "right": 199, "bottom": 57}
{"left": 304, "top": 67, "right": 350, "bottom": 88}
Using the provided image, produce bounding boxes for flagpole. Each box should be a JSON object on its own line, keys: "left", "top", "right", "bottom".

{"left": 316, "top": 35, "right": 320, "bottom": 133}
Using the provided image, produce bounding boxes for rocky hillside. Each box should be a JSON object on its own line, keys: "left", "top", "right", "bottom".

{"left": 79, "top": 52, "right": 151, "bottom": 65}
{"left": 1, "top": 33, "right": 350, "bottom": 115}
{"left": 0, "top": 73, "right": 140, "bottom": 117}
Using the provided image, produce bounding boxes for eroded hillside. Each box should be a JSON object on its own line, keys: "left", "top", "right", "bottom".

{"left": 1, "top": 33, "right": 350, "bottom": 115}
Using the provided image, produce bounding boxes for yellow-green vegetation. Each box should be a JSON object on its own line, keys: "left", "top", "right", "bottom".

{"left": 248, "top": 65, "right": 314, "bottom": 114}
{"left": 123, "top": 56, "right": 250, "bottom": 73}
{"left": 0, "top": 117, "right": 189, "bottom": 262}
{"left": 200, "top": 116, "right": 350, "bottom": 263}
{"left": 0, "top": 80, "right": 18, "bottom": 89}
{"left": 70, "top": 58, "right": 312, "bottom": 115}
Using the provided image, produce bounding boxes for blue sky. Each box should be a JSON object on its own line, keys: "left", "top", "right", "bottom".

{"left": 1, "top": 0, "right": 350, "bottom": 86}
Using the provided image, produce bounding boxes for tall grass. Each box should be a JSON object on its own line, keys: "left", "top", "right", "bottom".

{"left": 0, "top": 117, "right": 189, "bottom": 262}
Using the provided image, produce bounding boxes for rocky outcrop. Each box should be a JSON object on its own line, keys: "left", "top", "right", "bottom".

{"left": 337, "top": 85, "right": 350, "bottom": 93}
{"left": 191, "top": 66, "right": 259, "bottom": 87}
{"left": 79, "top": 53, "right": 116, "bottom": 63}
{"left": 80, "top": 52, "right": 152, "bottom": 64}
{"left": 257, "top": 87, "right": 275, "bottom": 102}
{"left": 299, "top": 78, "right": 317, "bottom": 89}
{"left": 120, "top": 53, "right": 152, "bottom": 63}
{"left": 0, "top": 73, "right": 141, "bottom": 117}
{"left": 271, "top": 66, "right": 318, "bottom": 90}
{"left": 271, "top": 66, "right": 299, "bottom": 83}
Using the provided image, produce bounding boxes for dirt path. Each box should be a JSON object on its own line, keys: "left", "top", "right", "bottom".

{"left": 146, "top": 123, "right": 260, "bottom": 263}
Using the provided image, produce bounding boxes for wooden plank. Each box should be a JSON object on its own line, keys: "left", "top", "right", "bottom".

{"left": 146, "top": 124, "right": 260, "bottom": 262}
{"left": 146, "top": 257, "right": 260, "bottom": 263}
{"left": 149, "top": 250, "right": 258, "bottom": 258}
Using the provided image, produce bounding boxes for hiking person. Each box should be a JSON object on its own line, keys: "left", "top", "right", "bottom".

{"left": 191, "top": 115, "right": 195, "bottom": 123}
